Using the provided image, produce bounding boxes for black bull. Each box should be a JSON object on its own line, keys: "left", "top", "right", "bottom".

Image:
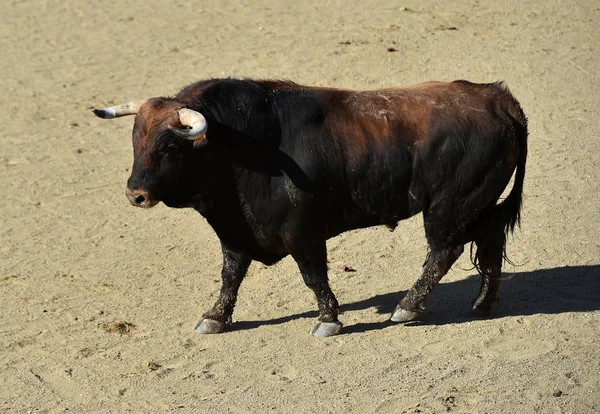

{"left": 93, "top": 79, "right": 527, "bottom": 337}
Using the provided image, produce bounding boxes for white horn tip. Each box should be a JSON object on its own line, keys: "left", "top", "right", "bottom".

{"left": 93, "top": 108, "right": 116, "bottom": 119}
{"left": 92, "top": 100, "right": 146, "bottom": 119}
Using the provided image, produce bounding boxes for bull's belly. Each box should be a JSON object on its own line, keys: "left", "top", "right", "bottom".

{"left": 324, "top": 194, "right": 422, "bottom": 238}
{"left": 203, "top": 185, "right": 422, "bottom": 264}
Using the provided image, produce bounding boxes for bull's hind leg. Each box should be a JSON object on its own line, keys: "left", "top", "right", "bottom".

{"left": 391, "top": 202, "right": 467, "bottom": 322}
{"left": 195, "top": 242, "right": 251, "bottom": 334}
{"left": 391, "top": 245, "right": 464, "bottom": 322}
{"left": 465, "top": 225, "right": 506, "bottom": 317}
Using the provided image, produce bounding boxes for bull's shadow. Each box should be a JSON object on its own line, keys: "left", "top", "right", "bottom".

{"left": 233, "top": 265, "right": 600, "bottom": 334}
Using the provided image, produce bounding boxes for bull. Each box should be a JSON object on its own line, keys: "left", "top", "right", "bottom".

{"left": 93, "top": 78, "right": 527, "bottom": 337}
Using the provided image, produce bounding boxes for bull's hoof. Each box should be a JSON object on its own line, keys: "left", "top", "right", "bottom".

{"left": 310, "top": 321, "right": 343, "bottom": 337}
{"left": 194, "top": 318, "right": 227, "bottom": 334}
{"left": 390, "top": 307, "right": 420, "bottom": 323}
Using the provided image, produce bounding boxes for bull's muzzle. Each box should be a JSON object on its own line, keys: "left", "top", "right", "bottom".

{"left": 126, "top": 188, "right": 158, "bottom": 208}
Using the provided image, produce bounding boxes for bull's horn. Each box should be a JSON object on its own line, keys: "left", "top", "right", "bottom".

{"left": 169, "top": 108, "right": 208, "bottom": 140}
{"left": 93, "top": 100, "right": 146, "bottom": 119}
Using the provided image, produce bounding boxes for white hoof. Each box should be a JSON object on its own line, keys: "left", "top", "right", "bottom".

{"left": 194, "top": 318, "right": 226, "bottom": 334}
{"left": 310, "top": 321, "right": 343, "bottom": 337}
{"left": 390, "top": 307, "right": 419, "bottom": 323}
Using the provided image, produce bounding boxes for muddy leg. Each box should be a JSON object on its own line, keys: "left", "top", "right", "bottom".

{"left": 391, "top": 245, "right": 464, "bottom": 322}
{"left": 467, "top": 266, "right": 502, "bottom": 317}
{"left": 195, "top": 243, "right": 251, "bottom": 334}
{"left": 286, "top": 234, "right": 341, "bottom": 337}
{"left": 466, "top": 229, "right": 506, "bottom": 317}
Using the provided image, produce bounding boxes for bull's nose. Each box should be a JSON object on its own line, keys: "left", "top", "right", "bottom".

{"left": 126, "top": 188, "right": 152, "bottom": 208}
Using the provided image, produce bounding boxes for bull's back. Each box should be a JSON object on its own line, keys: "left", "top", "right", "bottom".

{"left": 254, "top": 80, "right": 522, "bottom": 236}
{"left": 302, "top": 81, "right": 521, "bottom": 234}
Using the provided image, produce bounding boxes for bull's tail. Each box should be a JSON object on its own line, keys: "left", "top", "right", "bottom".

{"left": 495, "top": 87, "right": 528, "bottom": 237}
{"left": 470, "top": 86, "right": 527, "bottom": 272}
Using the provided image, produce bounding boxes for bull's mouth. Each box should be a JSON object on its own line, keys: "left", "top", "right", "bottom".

{"left": 162, "top": 193, "right": 195, "bottom": 208}
{"left": 126, "top": 188, "right": 193, "bottom": 209}
{"left": 135, "top": 198, "right": 159, "bottom": 208}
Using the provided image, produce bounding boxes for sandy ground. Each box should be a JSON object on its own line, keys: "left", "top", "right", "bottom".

{"left": 1, "top": 0, "right": 599, "bottom": 412}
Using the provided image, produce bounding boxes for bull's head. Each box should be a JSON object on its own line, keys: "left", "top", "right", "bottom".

{"left": 93, "top": 98, "right": 208, "bottom": 208}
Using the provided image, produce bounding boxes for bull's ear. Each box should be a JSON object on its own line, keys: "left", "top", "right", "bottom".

{"left": 168, "top": 108, "right": 208, "bottom": 141}
{"left": 92, "top": 100, "right": 147, "bottom": 119}
{"left": 192, "top": 136, "right": 210, "bottom": 149}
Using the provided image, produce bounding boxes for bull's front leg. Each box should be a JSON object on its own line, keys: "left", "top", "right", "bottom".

{"left": 285, "top": 233, "right": 342, "bottom": 337}
{"left": 195, "top": 242, "right": 251, "bottom": 334}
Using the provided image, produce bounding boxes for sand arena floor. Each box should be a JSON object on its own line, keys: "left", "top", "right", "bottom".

{"left": 1, "top": 1, "right": 599, "bottom": 412}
